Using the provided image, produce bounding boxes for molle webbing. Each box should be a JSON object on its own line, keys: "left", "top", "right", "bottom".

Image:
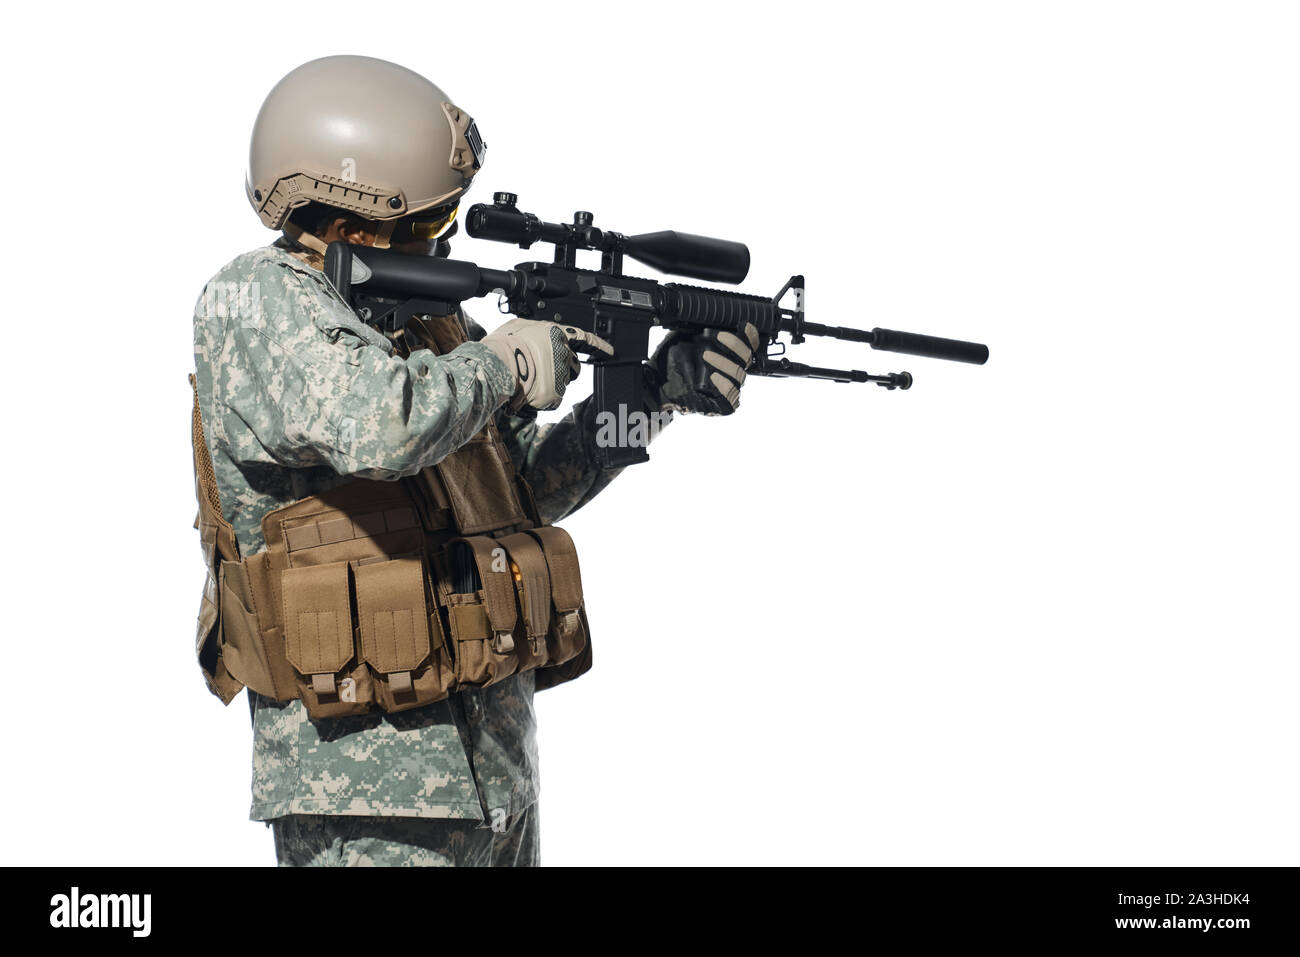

{"left": 283, "top": 506, "right": 420, "bottom": 552}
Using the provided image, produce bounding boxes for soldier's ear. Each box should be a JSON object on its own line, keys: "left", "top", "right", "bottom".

{"left": 316, "top": 217, "right": 348, "bottom": 243}
{"left": 317, "top": 216, "right": 378, "bottom": 247}
{"left": 339, "top": 218, "right": 379, "bottom": 247}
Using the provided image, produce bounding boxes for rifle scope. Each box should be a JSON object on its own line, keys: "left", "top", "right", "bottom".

{"left": 466, "top": 192, "right": 751, "bottom": 285}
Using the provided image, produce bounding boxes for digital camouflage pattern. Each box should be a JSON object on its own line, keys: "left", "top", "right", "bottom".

{"left": 193, "top": 242, "right": 516, "bottom": 554}
{"left": 271, "top": 806, "right": 539, "bottom": 867}
{"left": 193, "top": 239, "right": 634, "bottom": 826}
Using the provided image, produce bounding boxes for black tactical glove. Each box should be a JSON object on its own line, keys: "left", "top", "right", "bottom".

{"left": 646, "top": 323, "right": 760, "bottom": 415}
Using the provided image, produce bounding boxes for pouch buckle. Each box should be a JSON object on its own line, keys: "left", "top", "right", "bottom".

{"left": 311, "top": 673, "right": 337, "bottom": 697}
{"left": 491, "top": 630, "right": 516, "bottom": 655}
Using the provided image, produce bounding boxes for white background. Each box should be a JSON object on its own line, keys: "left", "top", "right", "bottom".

{"left": 1, "top": 0, "right": 1296, "bottom": 866}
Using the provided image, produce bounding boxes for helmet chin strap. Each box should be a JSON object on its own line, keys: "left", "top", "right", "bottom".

{"left": 372, "top": 220, "right": 398, "bottom": 249}
{"left": 282, "top": 222, "right": 329, "bottom": 257}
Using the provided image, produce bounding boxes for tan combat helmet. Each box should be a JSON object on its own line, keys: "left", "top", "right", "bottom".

{"left": 246, "top": 55, "right": 485, "bottom": 249}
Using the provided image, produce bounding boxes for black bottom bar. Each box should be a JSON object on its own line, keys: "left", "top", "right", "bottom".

{"left": 11, "top": 866, "right": 1289, "bottom": 945}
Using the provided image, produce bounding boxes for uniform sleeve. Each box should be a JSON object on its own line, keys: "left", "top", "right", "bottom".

{"left": 494, "top": 397, "right": 623, "bottom": 524}
{"left": 214, "top": 258, "right": 517, "bottom": 480}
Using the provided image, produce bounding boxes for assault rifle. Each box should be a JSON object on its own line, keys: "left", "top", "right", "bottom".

{"left": 325, "top": 192, "right": 990, "bottom": 469}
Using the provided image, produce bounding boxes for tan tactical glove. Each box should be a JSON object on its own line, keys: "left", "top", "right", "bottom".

{"left": 482, "top": 318, "right": 614, "bottom": 411}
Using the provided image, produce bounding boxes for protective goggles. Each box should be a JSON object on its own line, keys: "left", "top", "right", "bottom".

{"left": 390, "top": 205, "right": 459, "bottom": 244}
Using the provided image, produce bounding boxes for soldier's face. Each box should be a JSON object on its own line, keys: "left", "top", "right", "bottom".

{"left": 320, "top": 217, "right": 436, "bottom": 256}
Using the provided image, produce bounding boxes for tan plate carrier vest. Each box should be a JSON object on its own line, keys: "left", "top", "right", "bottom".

{"left": 190, "top": 313, "right": 591, "bottom": 720}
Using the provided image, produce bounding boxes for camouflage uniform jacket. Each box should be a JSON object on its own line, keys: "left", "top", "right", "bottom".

{"left": 192, "top": 240, "right": 624, "bottom": 822}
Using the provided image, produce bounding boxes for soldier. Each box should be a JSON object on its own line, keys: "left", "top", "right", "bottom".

{"left": 191, "top": 55, "right": 757, "bottom": 866}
